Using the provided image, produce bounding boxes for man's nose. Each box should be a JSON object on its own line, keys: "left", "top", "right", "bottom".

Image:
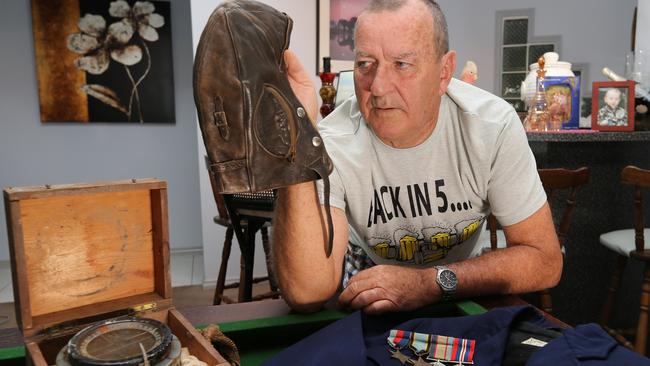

{"left": 369, "top": 64, "right": 393, "bottom": 96}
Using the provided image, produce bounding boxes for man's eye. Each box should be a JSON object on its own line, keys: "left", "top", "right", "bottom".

{"left": 395, "top": 61, "right": 410, "bottom": 69}
{"left": 356, "top": 60, "right": 372, "bottom": 69}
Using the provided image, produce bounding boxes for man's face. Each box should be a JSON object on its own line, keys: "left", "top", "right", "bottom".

{"left": 604, "top": 90, "right": 621, "bottom": 109}
{"left": 353, "top": 1, "right": 455, "bottom": 148}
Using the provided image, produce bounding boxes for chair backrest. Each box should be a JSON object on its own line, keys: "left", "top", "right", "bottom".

{"left": 489, "top": 167, "right": 590, "bottom": 250}
{"left": 223, "top": 191, "right": 275, "bottom": 220}
{"left": 620, "top": 165, "right": 650, "bottom": 253}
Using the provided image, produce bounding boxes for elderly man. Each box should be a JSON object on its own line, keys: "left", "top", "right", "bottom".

{"left": 273, "top": 0, "right": 562, "bottom": 314}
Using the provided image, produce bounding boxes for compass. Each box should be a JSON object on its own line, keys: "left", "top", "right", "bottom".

{"left": 57, "top": 317, "right": 173, "bottom": 366}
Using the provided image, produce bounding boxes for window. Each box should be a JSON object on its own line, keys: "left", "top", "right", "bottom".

{"left": 499, "top": 16, "right": 555, "bottom": 112}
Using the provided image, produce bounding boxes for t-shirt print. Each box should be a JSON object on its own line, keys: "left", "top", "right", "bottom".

{"left": 365, "top": 179, "right": 485, "bottom": 265}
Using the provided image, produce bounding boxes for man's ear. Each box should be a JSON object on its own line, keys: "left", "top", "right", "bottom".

{"left": 438, "top": 50, "right": 457, "bottom": 95}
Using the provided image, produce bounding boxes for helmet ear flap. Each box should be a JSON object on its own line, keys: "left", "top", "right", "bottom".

{"left": 254, "top": 84, "right": 297, "bottom": 161}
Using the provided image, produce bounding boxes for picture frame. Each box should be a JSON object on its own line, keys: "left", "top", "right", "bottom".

{"left": 591, "top": 81, "right": 635, "bottom": 131}
{"left": 334, "top": 70, "right": 355, "bottom": 108}
{"left": 543, "top": 76, "right": 581, "bottom": 129}
{"left": 317, "top": 0, "right": 369, "bottom": 74}
{"left": 31, "top": 0, "right": 176, "bottom": 123}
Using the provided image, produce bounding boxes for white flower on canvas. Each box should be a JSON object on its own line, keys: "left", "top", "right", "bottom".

{"left": 110, "top": 1, "right": 166, "bottom": 42}
{"left": 66, "top": 1, "right": 167, "bottom": 122}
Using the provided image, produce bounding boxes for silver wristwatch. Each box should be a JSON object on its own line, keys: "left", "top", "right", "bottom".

{"left": 434, "top": 266, "right": 458, "bottom": 302}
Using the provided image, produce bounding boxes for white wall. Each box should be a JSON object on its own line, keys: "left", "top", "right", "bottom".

{"left": 0, "top": 0, "right": 203, "bottom": 263}
{"left": 0, "top": 0, "right": 637, "bottom": 287}
{"left": 191, "top": 0, "right": 636, "bottom": 285}
{"left": 190, "top": 0, "right": 318, "bottom": 285}
{"left": 437, "top": 0, "right": 636, "bottom": 93}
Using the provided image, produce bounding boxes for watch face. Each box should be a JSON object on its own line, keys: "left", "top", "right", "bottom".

{"left": 439, "top": 269, "right": 457, "bottom": 290}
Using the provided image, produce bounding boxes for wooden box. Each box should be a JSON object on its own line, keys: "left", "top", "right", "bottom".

{"left": 4, "top": 179, "right": 228, "bottom": 366}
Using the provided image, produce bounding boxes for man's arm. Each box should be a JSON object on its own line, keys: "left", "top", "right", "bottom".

{"left": 338, "top": 202, "right": 562, "bottom": 314}
{"left": 272, "top": 50, "right": 350, "bottom": 313}
{"left": 272, "top": 184, "right": 349, "bottom": 313}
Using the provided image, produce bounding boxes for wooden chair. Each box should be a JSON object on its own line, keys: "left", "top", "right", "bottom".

{"left": 205, "top": 156, "right": 280, "bottom": 305}
{"left": 478, "top": 167, "right": 590, "bottom": 313}
{"left": 600, "top": 165, "right": 650, "bottom": 354}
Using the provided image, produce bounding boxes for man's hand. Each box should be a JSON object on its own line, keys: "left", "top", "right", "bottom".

{"left": 284, "top": 50, "right": 318, "bottom": 123}
{"left": 338, "top": 265, "right": 438, "bottom": 315}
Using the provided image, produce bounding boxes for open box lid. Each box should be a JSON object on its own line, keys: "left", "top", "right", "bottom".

{"left": 3, "top": 179, "right": 172, "bottom": 338}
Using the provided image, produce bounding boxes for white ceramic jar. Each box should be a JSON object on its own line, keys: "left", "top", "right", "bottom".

{"left": 521, "top": 52, "right": 575, "bottom": 106}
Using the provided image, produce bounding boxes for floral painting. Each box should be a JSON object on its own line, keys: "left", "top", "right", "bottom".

{"left": 31, "top": 0, "right": 175, "bottom": 123}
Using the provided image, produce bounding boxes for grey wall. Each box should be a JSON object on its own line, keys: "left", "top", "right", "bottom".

{"left": 191, "top": 0, "right": 319, "bottom": 284}
{"left": 437, "top": 0, "right": 637, "bottom": 94}
{"left": 0, "top": 0, "right": 637, "bottom": 273}
{"left": 0, "top": 0, "right": 202, "bottom": 261}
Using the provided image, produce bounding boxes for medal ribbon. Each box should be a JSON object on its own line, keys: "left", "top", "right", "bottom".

{"left": 388, "top": 330, "right": 475, "bottom": 363}
{"left": 428, "top": 335, "right": 476, "bottom": 363}
{"left": 387, "top": 329, "right": 411, "bottom": 350}
{"left": 409, "top": 332, "right": 432, "bottom": 355}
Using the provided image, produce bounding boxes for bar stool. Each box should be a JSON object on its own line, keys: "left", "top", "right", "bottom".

{"left": 600, "top": 165, "right": 650, "bottom": 354}
{"left": 477, "top": 167, "right": 589, "bottom": 313}
{"left": 205, "top": 156, "right": 279, "bottom": 305}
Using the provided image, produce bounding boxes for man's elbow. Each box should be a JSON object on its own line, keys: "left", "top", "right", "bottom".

{"left": 283, "top": 293, "right": 327, "bottom": 313}
{"left": 279, "top": 281, "right": 338, "bottom": 314}
{"left": 542, "top": 247, "right": 563, "bottom": 289}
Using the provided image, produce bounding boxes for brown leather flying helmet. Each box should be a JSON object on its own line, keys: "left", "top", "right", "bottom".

{"left": 193, "top": 0, "right": 334, "bottom": 256}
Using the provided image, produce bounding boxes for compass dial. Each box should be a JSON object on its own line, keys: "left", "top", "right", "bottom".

{"left": 66, "top": 317, "right": 172, "bottom": 366}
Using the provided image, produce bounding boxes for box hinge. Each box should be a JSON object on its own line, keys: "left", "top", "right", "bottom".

{"left": 130, "top": 302, "right": 158, "bottom": 315}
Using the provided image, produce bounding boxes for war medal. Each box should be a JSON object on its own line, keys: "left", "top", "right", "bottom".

{"left": 427, "top": 335, "right": 476, "bottom": 366}
{"left": 388, "top": 329, "right": 413, "bottom": 364}
{"left": 410, "top": 356, "right": 433, "bottom": 366}
{"left": 409, "top": 331, "right": 432, "bottom": 357}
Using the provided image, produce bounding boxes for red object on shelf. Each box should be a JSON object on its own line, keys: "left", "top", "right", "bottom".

{"left": 319, "top": 72, "right": 337, "bottom": 118}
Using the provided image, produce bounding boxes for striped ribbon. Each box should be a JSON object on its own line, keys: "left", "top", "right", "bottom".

{"left": 428, "top": 334, "right": 476, "bottom": 363}
{"left": 388, "top": 330, "right": 476, "bottom": 364}
{"left": 387, "top": 329, "right": 411, "bottom": 350}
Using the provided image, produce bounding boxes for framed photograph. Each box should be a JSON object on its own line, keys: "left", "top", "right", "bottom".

{"left": 317, "top": 0, "right": 369, "bottom": 74}
{"left": 31, "top": 0, "right": 175, "bottom": 123}
{"left": 591, "top": 81, "right": 635, "bottom": 131}
{"left": 542, "top": 76, "right": 580, "bottom": 129}
{"left": 334, "top": 70, "right": 355, "bottom": 108}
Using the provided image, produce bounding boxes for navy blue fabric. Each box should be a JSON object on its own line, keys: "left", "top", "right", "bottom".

{"left": 262, "top": 306, "right": 549, "bottom": 366}
{"left": 526, "top": 323, "right": 650, "bottom": 365}
{"left": 261, "top": 306, "right": 650, "bottom": 366}
{"left": 365, "top": 306, "right": 550, "bottom": 366}
{"left": 261, "top": 310, "right": 366, "bottom": 365}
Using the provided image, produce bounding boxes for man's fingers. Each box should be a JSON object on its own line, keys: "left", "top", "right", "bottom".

{"left": 284, "top": 50, "right": 310, "bottom": 87}
{"left": 338, "top": 266, "right": 389, "bottom": 306}
{"left": 283, "top": 50, "right": 318, "bottom": 122}
{"left": 347, "top": 287, "right": 387, "bottom": 310}
{"left": 338, "top": 277, "right": 367, "bottom": 306}
{"left": 364, "top": 299, "right": 397, "bottom": 315}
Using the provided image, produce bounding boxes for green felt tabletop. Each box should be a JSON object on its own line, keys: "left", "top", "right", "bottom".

{"left": 0, "top": 300, "right": 487, "bottom": 365}
{"left": 208, "top": 301, "right": 487, "bottom": 366}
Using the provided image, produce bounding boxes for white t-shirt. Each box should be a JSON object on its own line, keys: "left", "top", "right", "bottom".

{"left": 317, "top": 79, "right": 545, "bottom": 277}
